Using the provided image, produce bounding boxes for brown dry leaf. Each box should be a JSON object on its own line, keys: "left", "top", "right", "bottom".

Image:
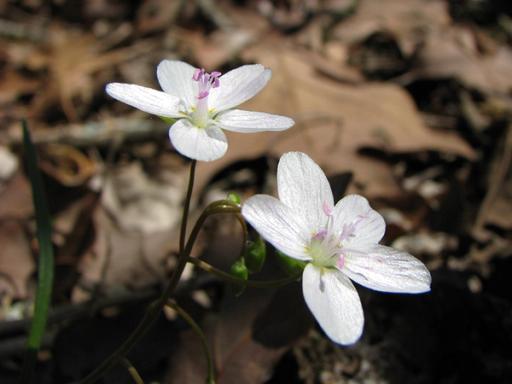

{"left": 330, "top": 0, "right": 451, "bottom": 55}
{"left": 0, "top": 172, "right": 33, "bottom": 220}
{"left": 75, "top": 207, "right": 174, "bottom": 292}
{"left": 31, "top": 26, "right": 157, "bottom": 121}
{"left": 136, "top": 0, "right": 185, "bottom": 34}
{"left": 39, "top": 144, "right": 96, "bottom": 187}
{"left": 0, "top": 221, "right": 34, "bottom": 299}
{"left": 0, "top": 69, "right": 39, "bottom": 105}
{"left": 178, "top": 28, "right": 256, "bottom": 70}
{"left": 167, "top": 285, "right": 310, "bottom": 384}
{"left": 196, "top": 49, "right": 475, "bottom": 199}
{"left": 174, "top": 4, "right": 268, "bottom": 70}
{"left": 410, "top": 26, "right": 512, "bottom": 94}
{"left": 74, "top": 159, "right": 188, "bottom": 293}
{"left": 484, "top": 193, "right": 512, "bottom": 231}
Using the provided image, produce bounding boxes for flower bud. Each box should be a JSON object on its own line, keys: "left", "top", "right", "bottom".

{"left": 245, "top": 237, "right": 266, "bottom": 273}
{"left": 230, "top": 258, "right": 248, "bottom": 296}
{"left": 226, "top": 192, "right": 241, "bottom": 205}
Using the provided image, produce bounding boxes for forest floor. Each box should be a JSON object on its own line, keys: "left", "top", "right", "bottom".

{"left": 0, "top": 0, "right": 511, "bottom": 383}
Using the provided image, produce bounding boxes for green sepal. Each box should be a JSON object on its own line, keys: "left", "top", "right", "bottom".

{"left": 275, "top": 250, "right": 307, "bottom": 277}
{"left": 226, "top": 192, "right": 241, "bottom": 205}
{"left": 245, "top": 236, "right": 266, "bottom": 273}
{"left": 160, "top": 116, "right": 177, "bottom": 125}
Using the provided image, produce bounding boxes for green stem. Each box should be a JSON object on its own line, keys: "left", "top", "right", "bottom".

{"left": 189, "top": 257, "right": 300, "bottom": 288}
{"left": 180, "top": 160, "right": 196, "bottom": 252}
{"left": 20, "top": 120, "right": 54, "bottom": 384}
{"left": 78, "top": 161, "right": 198, "bottom": 384}
{"left": 234, "top": 213, "right": 248, "bottom": 258}
{"left": 121, "top": 358, "right": 145, "bottom": 384}
{"left": 167, "top": 300, "right": 215, "bottom": 384}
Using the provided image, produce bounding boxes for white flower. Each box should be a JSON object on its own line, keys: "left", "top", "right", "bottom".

{"left": 106, "top": 60, "right": 294, "bottom": 161}
{"left": 241, "top": 152, "right": 431, "bottom": 345}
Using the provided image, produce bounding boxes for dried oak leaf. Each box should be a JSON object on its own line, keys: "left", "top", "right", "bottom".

{"left": 30, "top": 26, "right": 156, "bottom": 122}
{"left": 330, "top": 0, "right": 451, "bottom": 56}
{"left": 0, "top": 221, "right": 34, "bottom": 299}
{"left": 410, "top": 26, "right": 512, "bottom": 95}
{"left": 74, "top": 159, "right": 189, "bottom": 294}
{"left": 195, "top": 49, "right": 474, "bottom": 200}
{"left": 167, "top": 285, "right": 310, "bottom": 384}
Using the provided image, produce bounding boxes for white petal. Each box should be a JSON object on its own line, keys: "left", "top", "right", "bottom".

{"left": 106, "top": 83, "right": 181, "bottom": 117}
{"left": 209, "top": 65, "right": 271, "bottom": 112}
{"left": 302, "top": 264, "right": 364, "bottom": 345}
{"left": 277, "top": 152, "right": 334, "bottom": 234}
{"left": 343, "top": 245, "right": 431, "bottom": 293}
{"left": 333, "top": 195, "right": 385, "bottom": 248}
{"left": 216, "top": 109, "right": 294, "bottom": 133}
{"left": 157, "top": 60, "right": 197, "bottom": 109}
{"left": 242, "top": 195, "right": 311, "bottom": 261}
{"left": 169, "top": 119, "right": 227, "bottom": 162}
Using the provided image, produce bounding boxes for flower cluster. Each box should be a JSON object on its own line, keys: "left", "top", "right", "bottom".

{"left": 106, "top": 61, "right": 431, "bottom": 345}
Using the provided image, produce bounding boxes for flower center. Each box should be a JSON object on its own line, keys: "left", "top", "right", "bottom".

{"left": 190, "top": 68, "right": 221, "bottom": 128}
{"left": 307, "top": 202, "right": 344, "bottom": 269}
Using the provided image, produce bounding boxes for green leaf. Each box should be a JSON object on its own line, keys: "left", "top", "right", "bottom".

{"left": 20, "top": 120, "right": 54, "bottom": 383}
{"left": 245, "top": 237, "right": 266, "bottom": 273}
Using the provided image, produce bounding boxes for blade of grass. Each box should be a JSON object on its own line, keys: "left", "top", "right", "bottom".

{"left": 19, "top": 120, "right": 54, "bottom": 384}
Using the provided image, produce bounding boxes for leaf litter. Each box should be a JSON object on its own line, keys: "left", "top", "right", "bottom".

{"left": 0, "top": 0, "right": 511, "bottom": 383}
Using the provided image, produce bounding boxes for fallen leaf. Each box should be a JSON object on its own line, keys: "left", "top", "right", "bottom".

{"left": 195, "top": 49, "right": 475, "bottom": 200}
{"left": 0, "top": 221, "right": 34, "bottom": 299}
{"left": 167, "top": 284, "right": 310, "bottom": 384}
{"left": 407, "top": 25, "right": 512, "bottom": 94}
{"left": 74, "top": 158, "right": 188, "bottom": 293}
{"left": 330, "top": 0, "right": 451, "bottom": 56}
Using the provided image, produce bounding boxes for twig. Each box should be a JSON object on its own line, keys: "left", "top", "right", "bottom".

{"left": 3, "top": 118, "right": 169, "bottom": 148}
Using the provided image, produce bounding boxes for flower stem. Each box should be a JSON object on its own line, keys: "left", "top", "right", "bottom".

{"left": 77, "top": 160, "right": 198, "bottom": 384}
{"left": 180, "top": 160, "right": 196, "bottom": 253}
{"left": 189, "top": 257, "right": 300, "bottom": 288}
{"left": 166, "top": 300, "right": 215, "bottom": 384}
{"left": 121, "top": 358, "right": 145, "bottom": 384}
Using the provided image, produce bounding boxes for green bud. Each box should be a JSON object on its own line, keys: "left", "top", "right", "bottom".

{"left": 230, "top": 258, "right": 248, "bottom": 296}
{"left": 245, "top": 237, "right": 266, "bottom": 273}
{"left": 226, "top": 192, "right": 241, "bottom": 205}
{"left": 275, "top": 250, "right": 307, "bottom": 277}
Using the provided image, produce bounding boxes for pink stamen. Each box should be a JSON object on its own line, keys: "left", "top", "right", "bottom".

{"left": 192, "top": 68, "right": 204, "bottom": 81}
{"left": 192, "top": 67, "right": 222, "bottom": 99}
{"left": 313, "top": 229, "right": 327, "bottom": 241}
{"left": 198, "top": 91, "right": 209, "bottom": 99}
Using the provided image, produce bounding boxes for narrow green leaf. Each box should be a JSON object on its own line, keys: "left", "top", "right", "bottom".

{"left": 20, "top": 120, "right": 54, "bottom": 382}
